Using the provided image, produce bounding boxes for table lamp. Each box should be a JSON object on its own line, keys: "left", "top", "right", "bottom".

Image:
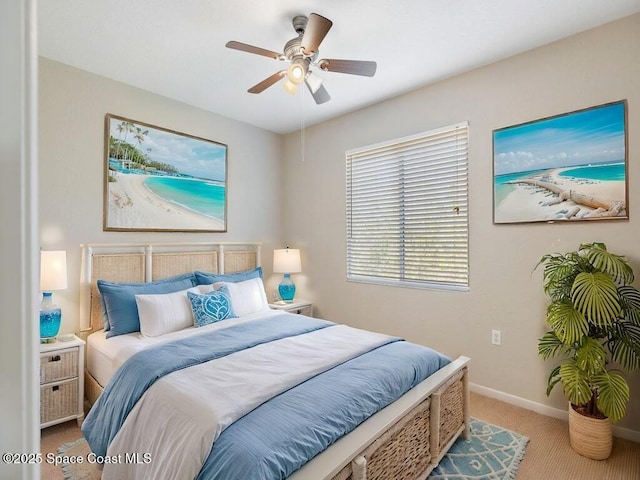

{"left": 273, "top": 247, "right": 301, "bottom": 303}
{"left": 40, "top": 250, "right": 68, "bottom": 343}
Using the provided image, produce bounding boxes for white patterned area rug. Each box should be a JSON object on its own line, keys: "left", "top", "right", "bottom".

{"left": 57, "top": 438, "right": 100, "bottom": 480}
{"left": 58, "top": 418, "right": 528, "bottom": 480}
{"left": 430, "top": 418, "right": 530, "bottom": 479}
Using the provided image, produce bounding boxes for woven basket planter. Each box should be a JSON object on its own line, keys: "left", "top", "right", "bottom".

{"left": 568, "top": 403, "right": 612, "bottom": 460}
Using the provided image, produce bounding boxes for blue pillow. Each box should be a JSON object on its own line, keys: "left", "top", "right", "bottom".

{"left": 194, "top": 267, "right": 262, "bottom": 286}
{"left": 99, "top": 296, "right": 110, "bottom": 332}
{"left": 98, "top": 272, "right": 197, "bottom": 338}
{"left": 187, "top": 288, "right": 237, "bottom": 327}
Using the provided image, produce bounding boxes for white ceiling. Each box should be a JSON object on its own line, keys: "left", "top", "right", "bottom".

{"left": 38, "top": 0, "right": 640, "bottom": 134}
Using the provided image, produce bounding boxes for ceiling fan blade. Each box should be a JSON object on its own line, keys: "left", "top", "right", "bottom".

{"left": 301, "top": 13, "right": 333, "bottom": 55}
{"left": 306, "top": 81, "right": 330, "bottom": 104}
{"left": 226, "top": 41, "right": 282, "bottom": 60}
{"left": 319, "top": 59, "right": 377, "bottom": 77}
{"left": 248, "top": 71, "right": 286, "bottom": 93}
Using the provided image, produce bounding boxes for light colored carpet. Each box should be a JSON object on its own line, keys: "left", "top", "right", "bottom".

{"left": 41, "top": 420, "right": 86, "bottom": 480}
{"left": 41, "top": 392, "right": 640, "bottom": 479}
{"left": 470, "top": 393, "right": 640, "bottom": 480}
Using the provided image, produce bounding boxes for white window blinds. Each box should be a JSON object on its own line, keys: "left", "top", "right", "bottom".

{"left": 346, "top": 122, "right": 469, "bottom": 290}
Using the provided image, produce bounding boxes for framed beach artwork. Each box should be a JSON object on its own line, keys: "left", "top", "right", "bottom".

{"left": 493, "top": 100, "right": 628, "bottom": 224}
{"left": 104, "top": 114, "right": 228, "bottom": 232}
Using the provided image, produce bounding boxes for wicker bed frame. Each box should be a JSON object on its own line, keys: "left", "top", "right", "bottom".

{"left": 79, "top": 242, "right": 470, "bottom": 480}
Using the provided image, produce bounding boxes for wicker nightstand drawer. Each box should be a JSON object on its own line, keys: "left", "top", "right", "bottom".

{"left": 40, "top": 336, "right": 85, "bottom": 429}
{"left": 40, "top": 378, "right": 79, "bottom": 425}
{"left": 40, "top": 348, "right": 78, "bottom": 384}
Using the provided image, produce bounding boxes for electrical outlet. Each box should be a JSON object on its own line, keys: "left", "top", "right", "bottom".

{"left": 491, "top": 329, "right": 502, "bottom": 346}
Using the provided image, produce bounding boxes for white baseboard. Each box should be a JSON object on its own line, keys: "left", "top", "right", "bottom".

{"left": 470, "top": 382, "right": 640, "bottom": 443}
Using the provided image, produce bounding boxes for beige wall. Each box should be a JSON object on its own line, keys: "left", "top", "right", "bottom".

{"left": 37, "top": 14, "right": 640, "bottom": 434}
{"left": 282, "top": 14, "right": 640, "bottom": 432}
{"left": 38, "top": 58, "right": 285, "bottom": 333}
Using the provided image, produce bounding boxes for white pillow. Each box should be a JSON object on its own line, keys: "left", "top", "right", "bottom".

{"left": 213, "top": 277, "right": 269, "bottom": 317}
{"left": 135, "top": 284, "right": 213, "bottom": 337}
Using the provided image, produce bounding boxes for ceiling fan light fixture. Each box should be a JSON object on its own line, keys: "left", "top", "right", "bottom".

{"left": 305, "top": 70, "right": 323, "bottom": 94}
{"left": 226, "top": 12, "right": 377, "bottom": 105}
{"left": 282, "top": 78, "right": 298, "bottom": 95}
{"left": 287, "top": 62, "right": 306, "bottom": 85}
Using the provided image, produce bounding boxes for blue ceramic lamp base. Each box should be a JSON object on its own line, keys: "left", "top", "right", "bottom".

{"left": 40, "top": 292, "right": 62, "bottom": 343}
{"left": 278, "top": 273, "right": 296, "bottom": 303}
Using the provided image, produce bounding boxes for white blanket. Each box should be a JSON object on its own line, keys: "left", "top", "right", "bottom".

{"left": 87, "top": 310, "right": 282, "bottom": 387}
{"left": 102, "top": 324, "right": 394, "bottom": 480}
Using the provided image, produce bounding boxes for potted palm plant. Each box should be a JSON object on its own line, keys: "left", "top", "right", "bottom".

{"left": 536, "top": 242, "right": 640, "bottom": 459}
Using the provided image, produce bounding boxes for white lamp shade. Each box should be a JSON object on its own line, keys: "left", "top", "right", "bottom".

{"left": 40, "top": 250, "right": 68, "bottom": 291}
{"left": 273, "top": 248, "right": 302, "bottom": 274}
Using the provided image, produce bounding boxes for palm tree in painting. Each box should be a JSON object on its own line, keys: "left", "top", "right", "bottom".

{"left": 121, "top": 122, "right": 135, "bottom": 166}
{"left": 121, "top": 121, "right": 134, "bottom": 143}
{"left": 114, "top": 121, "right": 128, "bottom": 160}
{"left": 134, "top": 127, "right": 150, "bottom": 168}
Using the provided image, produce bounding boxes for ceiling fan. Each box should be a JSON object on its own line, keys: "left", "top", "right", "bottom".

{"left": 225, "top": 13, "right": 377, "bottom": 104}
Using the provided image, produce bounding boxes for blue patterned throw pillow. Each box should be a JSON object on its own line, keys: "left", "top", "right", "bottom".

{"left": 187, "top": 289, "right": 237, "bottom": 327}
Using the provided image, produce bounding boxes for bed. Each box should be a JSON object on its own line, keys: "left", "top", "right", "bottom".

{"left": 79, "top": 242, "right": 470, "bottom": 480}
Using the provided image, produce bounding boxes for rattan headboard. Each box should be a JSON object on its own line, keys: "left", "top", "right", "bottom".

{"left": 79, "top": 242, "right": 262, "bottom": 334}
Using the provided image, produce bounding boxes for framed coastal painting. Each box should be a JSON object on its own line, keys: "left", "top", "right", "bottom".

{"left": 493, "top": 100, "right": 628, "bottom": 224}
{"left": 103, "top": 114, "right": 228, "bottom": 232}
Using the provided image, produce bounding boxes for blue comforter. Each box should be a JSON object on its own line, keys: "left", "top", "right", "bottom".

{"left": 83, "top": 315, "right": 450, "bottom": 479}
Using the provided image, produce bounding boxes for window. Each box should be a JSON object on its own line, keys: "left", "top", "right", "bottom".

{"left": 346, "top": 122, "right": 469, "bottom": 291}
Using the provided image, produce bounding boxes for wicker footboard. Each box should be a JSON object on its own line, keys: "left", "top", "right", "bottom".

{"left": 331, "top": 367, "right": 468, "bottom": 480}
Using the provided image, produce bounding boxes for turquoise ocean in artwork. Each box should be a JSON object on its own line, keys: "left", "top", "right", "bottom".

{"left": 494, "top": 161, "right": 624, "bottom": 205}
{"left": 143, "top": 176, "right": 225, "bottom": 221}
{"left": 108, "top": 158, "right": 225, "bottom": 221}
{"left": 558, "top": 162, "right": 625, "bottom": 182}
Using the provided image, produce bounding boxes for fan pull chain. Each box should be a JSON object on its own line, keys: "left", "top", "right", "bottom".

{"left": 300, "top": 84, "right": 306, "bottom": 162}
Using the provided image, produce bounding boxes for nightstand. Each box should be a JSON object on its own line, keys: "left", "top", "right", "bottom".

{"left": 39, "top": 335, "right": 85, "bottom": 428}
{"left": 270, "top": 299, "right": 314, "bottom": 317}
